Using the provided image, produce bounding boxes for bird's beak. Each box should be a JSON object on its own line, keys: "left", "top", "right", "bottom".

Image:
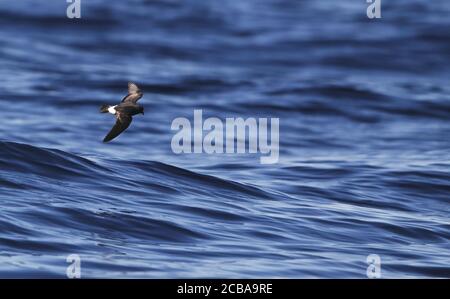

{"left": 142, "top": 111, "right": 145, "bottom": 115}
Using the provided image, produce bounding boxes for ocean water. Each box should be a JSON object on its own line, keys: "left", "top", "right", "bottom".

{"left": 0, "top": 0, "right": 449, "bottom": 278}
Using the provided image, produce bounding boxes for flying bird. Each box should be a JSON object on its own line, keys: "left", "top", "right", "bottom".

{"left": 100, "top": 82, "right": 144, "bottom": 142}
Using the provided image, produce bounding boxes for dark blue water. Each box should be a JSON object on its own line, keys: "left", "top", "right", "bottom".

{"left": 0, "top": 0, "right": 449, "bottom": 278}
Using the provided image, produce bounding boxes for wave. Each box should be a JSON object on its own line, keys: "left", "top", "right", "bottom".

{"left": 0, "top": 141, "right": 274, "bottom": 248}
{"left": 240, "top": 84, "right": 450, "bottom": 122}
{"left": 0, "top": 141, "right": 272, "bottom": 198}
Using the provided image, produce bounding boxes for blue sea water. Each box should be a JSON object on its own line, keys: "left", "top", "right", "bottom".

{"left": 0, "top": 0, "right": 449, "bottom": 278}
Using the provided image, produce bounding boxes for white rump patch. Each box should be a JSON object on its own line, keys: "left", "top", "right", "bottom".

{"left": 108, "top": 105, "right": 117, "bottom": 114}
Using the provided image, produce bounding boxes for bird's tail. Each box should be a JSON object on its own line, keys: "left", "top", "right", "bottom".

{"left": 100, "top": 104, "right": 110, "bottom": 113}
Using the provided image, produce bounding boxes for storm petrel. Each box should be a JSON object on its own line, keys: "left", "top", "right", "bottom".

{"left": 100, "top": 82, "right": 144, "bottom": 142}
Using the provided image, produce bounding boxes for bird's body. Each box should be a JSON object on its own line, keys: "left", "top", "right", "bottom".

{"left": 100, "top": 82, "right": 144, "bottom": 142}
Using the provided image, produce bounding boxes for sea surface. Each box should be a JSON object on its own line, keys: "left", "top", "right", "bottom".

{"left": 0, "top": 0, "right": 449, "bottom": 278}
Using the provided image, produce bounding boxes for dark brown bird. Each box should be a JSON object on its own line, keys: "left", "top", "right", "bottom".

{"left": 100, "top": 82, "right": 144, "bottom": 142}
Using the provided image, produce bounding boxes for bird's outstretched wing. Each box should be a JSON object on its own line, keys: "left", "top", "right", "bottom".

{"left": 103, "top": 112, "right": 132, "bottom": 142}
{"left": 121, "top": 82, "right": 143, "bottom": 103}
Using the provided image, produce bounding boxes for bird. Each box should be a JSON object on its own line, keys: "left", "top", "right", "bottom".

{"left": 100, "top": 82, "right": 144, "bottom": 143}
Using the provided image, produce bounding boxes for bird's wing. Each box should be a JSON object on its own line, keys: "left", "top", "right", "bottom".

{"left": 121, "top": 82, "right": 143, "bottom": 103}
{"left": 128, "top": 82, "right": 140, "bottom": 94}
{"left": 103, "top": 112, "right": 133, "bottom": 142}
